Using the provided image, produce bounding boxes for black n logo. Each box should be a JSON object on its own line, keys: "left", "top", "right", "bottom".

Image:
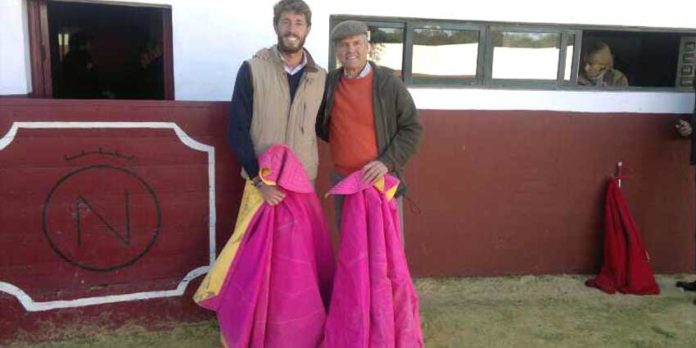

{"left": 75, "top": 190, "right": 131, "bottom": 246}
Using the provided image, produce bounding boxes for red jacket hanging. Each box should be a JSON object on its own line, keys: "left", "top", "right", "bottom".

{"left": 586, "top": 176, "right": 660, "bottom": 295}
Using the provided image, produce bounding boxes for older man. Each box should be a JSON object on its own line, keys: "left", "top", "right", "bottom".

{"left": 319, "top": 21, "right": 425, "bottom": 346}
{"left": 317, "top": 20, "right": 424, "bottom": 227}
{"left": 578, "top": 41, "right": 629, "bottom": 87}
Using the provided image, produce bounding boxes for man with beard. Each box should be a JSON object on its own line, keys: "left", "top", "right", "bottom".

{"left": 194, "top": 2, "right": 333, "bottom": 345}
{"left": 228, "top": 0, "right": 325, "bottom": 202}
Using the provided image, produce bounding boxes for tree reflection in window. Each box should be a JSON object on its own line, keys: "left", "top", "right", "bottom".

{"left": 413, "top": 27, "right": 479, "bottom": 80}
{"left": 368, "top": 26, "right": 404, "bottom": 76}
{"left": 492, "top": 31, "right": 560, "bottom": 80}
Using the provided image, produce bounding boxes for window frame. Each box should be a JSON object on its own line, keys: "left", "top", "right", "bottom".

{"left": 405, "top": 21, "right": 485, "bottom": 87}
{"left": 328, "top": 15, "right": 696, "bottom": 92}
{"left": 26, "top": 0, "right": 175, "bottom": 100}
{"left": 329, "top": 19, "right": 407, "bottom": 76}
{"left": 484, "top": 25, "right": 580, "bottom": 89}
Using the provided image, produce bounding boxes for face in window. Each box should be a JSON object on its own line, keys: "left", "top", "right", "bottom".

{"left": 582, "top": 44, "right": 613, "bottom": 79}
{"left": 336, "top": 34, "right": 369, "bottom": 74}
{"left": 583, "top": 53, "right": 608, "bottom": 79}
{"left": 274, "top": 11, "right": 310, "bottom": 54}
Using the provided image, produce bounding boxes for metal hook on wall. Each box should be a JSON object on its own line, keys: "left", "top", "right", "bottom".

{"left": 616, "top": 161, "right": 623, "bottom": 188}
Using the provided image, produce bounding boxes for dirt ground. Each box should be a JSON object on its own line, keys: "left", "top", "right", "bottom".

{"left": 9, "top": 274, "right": 696, "bottom": 348}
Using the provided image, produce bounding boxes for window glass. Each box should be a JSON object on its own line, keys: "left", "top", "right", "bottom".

{"left": 368, "top": 25, "right": 404, "bottom": 76}
{"left": 492, "top": 31, "right": 560, "bottom": 80}
{"left": 412, "top": 26, "right": 479, "bottom": 80}
{"left": 564, "top": 34, "right": 575, "bottom": 81}
{"left": 335, "top": 24, "right": 404, "bottom": 76}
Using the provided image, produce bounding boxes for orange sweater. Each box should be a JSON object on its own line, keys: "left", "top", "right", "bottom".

{"left": 329, "top": 70, "right": 377, "bottom": 175}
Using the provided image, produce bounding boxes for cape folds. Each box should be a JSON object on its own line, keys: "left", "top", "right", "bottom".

{"left": 323, "top": 172, "right": 424, "bottom": 347}
{"left": 194, "top": 144, "right": 335, "bottom": 347}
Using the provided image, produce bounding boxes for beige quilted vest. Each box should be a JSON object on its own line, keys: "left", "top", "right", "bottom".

{"left": 245, "top": 47, "right": 326, "bottom": 180}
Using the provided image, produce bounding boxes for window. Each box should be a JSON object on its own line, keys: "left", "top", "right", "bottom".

{"left": 330, "top": 19, "right": 406, "bottom": 77}
{"left": 329, "top": 15, "right": 695, "bottom": 90}
{"left": 27, "top": 0, "right": 173, "bottom": 99}
{"left": 411, "top": 25, "right": 479, "bottom": 83}
{"left": 491, "top": 31, "right": 560, "bottom": 80}
{"left": 367, "top": 23, "right": 404, "bottom": 77}
{"left": 487, "top": 28, "right": 577, "bottom": 86}
{"left": 580, "top": 30, "right": 685, "bottom": 88}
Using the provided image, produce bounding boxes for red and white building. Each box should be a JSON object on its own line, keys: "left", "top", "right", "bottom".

{"left": 1, "top": 0, "right": 695, "bottom": 343}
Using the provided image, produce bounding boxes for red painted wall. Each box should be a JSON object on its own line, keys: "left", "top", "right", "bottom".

{"left": 0, "top": 99, "right": 239, "bottom": 343}
{"left": 404, "top": 110, "right": 694, "bottom": 276}
{"left": 0, "top": 99, "right": 693, "bottom": 343}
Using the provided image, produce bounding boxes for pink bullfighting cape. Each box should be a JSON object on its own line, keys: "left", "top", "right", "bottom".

{"left": 194, "top": 144, "right": 335, "bottom": 347}
{"left": 323, "top": 172, "right": 424, "bottom": 348}
{"left": 586, "top": 176, "right": 659, "bottom": 295}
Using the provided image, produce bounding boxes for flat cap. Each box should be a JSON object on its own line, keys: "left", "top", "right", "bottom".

{"left": 330, "top": 20, "right": 368, "bottom": 42}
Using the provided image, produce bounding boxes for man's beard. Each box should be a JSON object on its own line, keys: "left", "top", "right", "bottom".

{"left": 277, "top": 34, "right": 306, "bottom": 54}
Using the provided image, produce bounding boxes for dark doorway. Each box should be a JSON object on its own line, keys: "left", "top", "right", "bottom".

{"left": 28, "top": 0, "right": 173, "bottom": 99}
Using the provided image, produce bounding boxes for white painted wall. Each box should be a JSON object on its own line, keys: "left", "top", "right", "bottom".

{"left": 0, "top": 0, "right": 694, "bottom": 113}
{"left": 0, "top": 0, "right": 31, "bottom": 95}
{"left": 325, "top": 0, "right": 696, "bottom": 31}
{"left": 411, "top": 89, "right": 695, "bottom": 113}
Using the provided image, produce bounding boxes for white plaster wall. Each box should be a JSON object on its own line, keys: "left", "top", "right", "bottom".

{"left": 0, "top": 0, "right": 31, "bottom": 95}
{"left": 178, "top": 0, "right": 696, "bottom": 112}
{"left": 325, "top": 0, "right": 696, "bottom": 31}
{"left": 169, "top": 0, "right": 277, "bottom": 102}
{"left": 411, "top": 88, "right": 695, "bottom": 113}
{"left": 0, "top": 0, "right": 694, "bottom": 113}
{"left": 25, "top": 0, "right": 322, "bottom": 101}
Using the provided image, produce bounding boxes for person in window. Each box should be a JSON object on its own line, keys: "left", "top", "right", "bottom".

{"left": 675, "top": 76, "right": 696, "bottom": 304}
{"left": 60, "top": 32, "right": 103, "bottom": 98}
{"left": 135, "top": 42, "right": 164, "bottom": 99}
{"left": 578, "top": 41, "right": 629, "bottom": 87}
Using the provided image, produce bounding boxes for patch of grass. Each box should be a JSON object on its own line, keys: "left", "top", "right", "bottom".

{"left": 21, "top": 322, "right": 219, "bottom": 348}
{"left": 13, "top": 275, "right": 696, "bottom": 348}
{"left": 417, "top": 274, "right": 696, "bottom": 348}
{"left": 650, "top": 326, "right": 676, "bottom": 339}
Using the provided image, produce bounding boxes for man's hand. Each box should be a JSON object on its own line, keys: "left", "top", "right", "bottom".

{"left": 258, "top": 184, "right": 285, "bottom": 205}
{"left": 361, "top": 160, "right": 389, "bottom": 184}
{"left": 253, "top": 48, "right": 271, "bottom": 60}
{"left": 675, "top": 119, "right": 693, "bottom": 137}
